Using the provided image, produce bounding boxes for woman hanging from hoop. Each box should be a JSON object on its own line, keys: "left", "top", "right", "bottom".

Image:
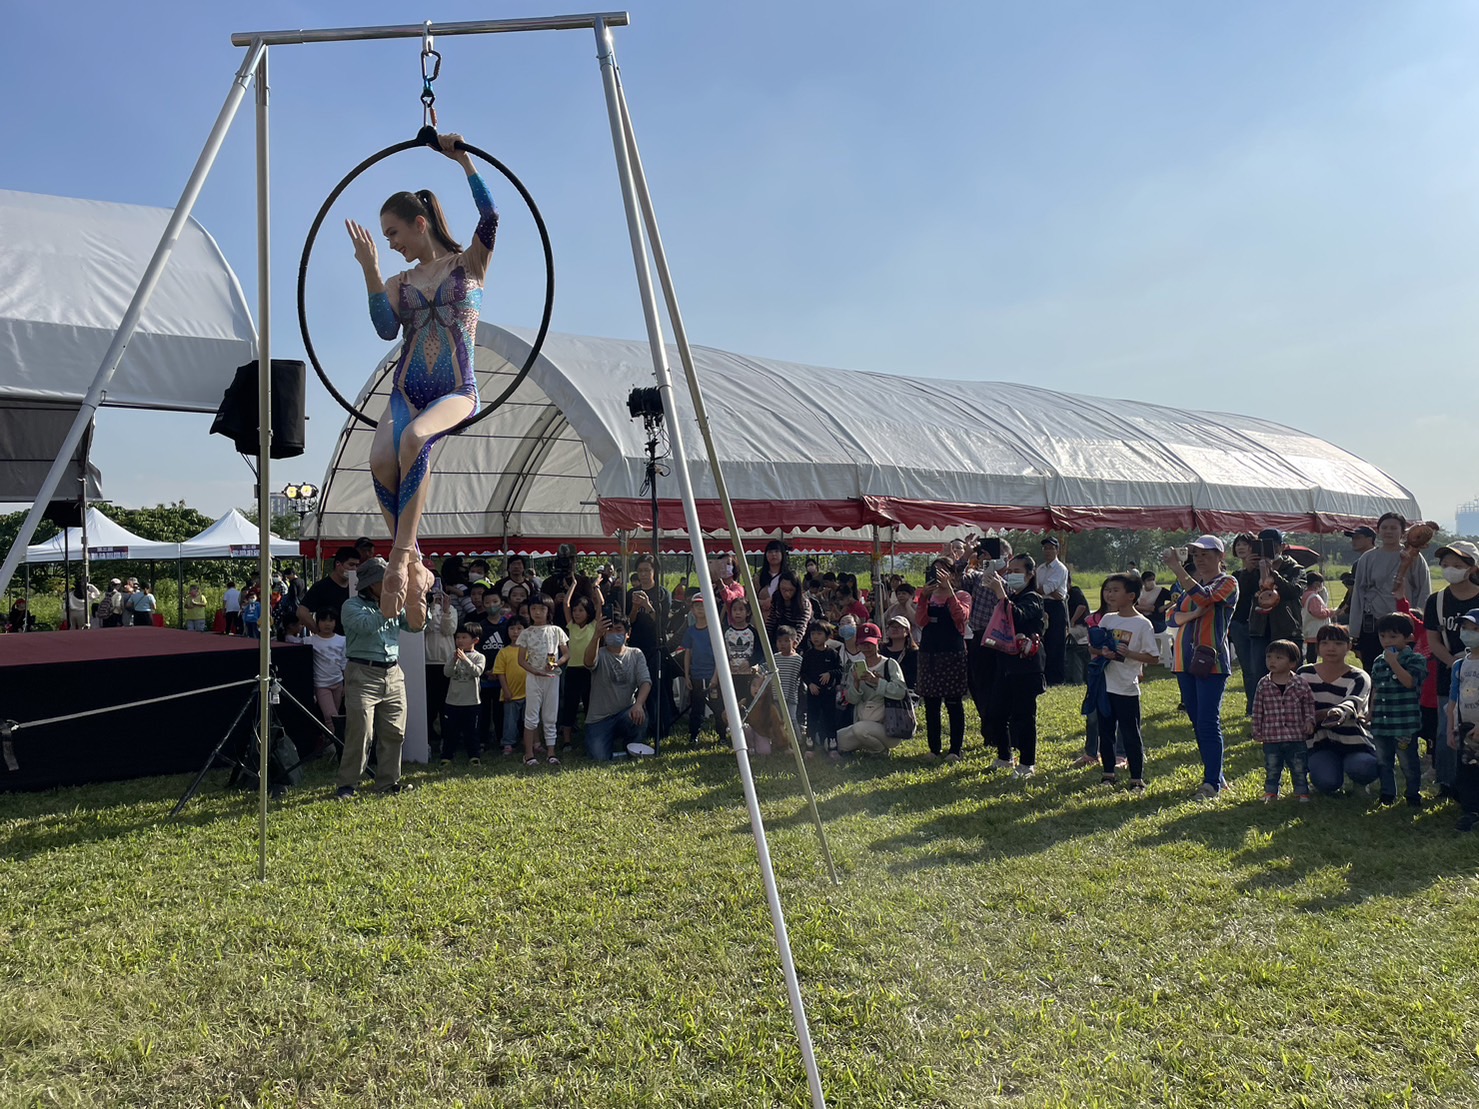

{"left": 346, "top": 132, "right": 497, "bottom": 618}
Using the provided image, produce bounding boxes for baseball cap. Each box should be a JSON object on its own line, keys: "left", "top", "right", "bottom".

{"left": 1041, "top": 536, "right": 1060, "bottom": 548}
{"left": 887, "top": 614, "right": 911, "bottom": 632}
{"left": 1257, "top": 528, "right": 1285, "bottom": 545}
{"left": 1435, "top": 540, "right": 1479, "bottom": 566}
{"left": 1344, "top": 526, "right": 1377, "bottom": 540}
{"left": 1187, "top": 535, "right": 1226, "bottom": 553}
{"left": 1460, "top": 611, "right": 1479, "bottom": 626}
{"left": 856, "top": 622, "right": 882, "bottom": 646}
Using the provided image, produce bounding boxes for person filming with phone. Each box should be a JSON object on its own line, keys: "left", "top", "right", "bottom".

{"left": 1244, "top": 528, "right": 1307, "bottom": 709}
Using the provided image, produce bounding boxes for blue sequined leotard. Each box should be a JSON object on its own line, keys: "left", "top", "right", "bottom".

{"left": 367, "top": 172, "right": 498, "bottom": 523}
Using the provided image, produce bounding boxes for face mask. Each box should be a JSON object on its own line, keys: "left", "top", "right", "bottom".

{"left": 1005, "top": 573, "right": 1027, "bottom": 592}
{"left": 1461, "top": 629, "right": 1479, "bottom": 649}
{"left": 1443, "top": 566, "right": 1473, "bottom": 585}
{"left": 605, "top": 633, "right": 626, "bottom": 649}
{"left": 840, "top": 625, "right": 856, "bottom": 640}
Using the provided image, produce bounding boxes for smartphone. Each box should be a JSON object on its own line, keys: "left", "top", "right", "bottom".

{"left": 853, "top": 659, "right": 868, "bottom": 679}
{"left": 1260, "top": 537, "right": 1279, "bottom": 561}
{"left": 978, "top": 536, "right": 1003, "bottom": 561}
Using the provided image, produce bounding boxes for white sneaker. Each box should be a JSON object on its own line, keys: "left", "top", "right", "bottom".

{"left": 992, "top": 758, "right": 1014, "bottom": 770}
{"left": 1014, "top": 764, "right": 1036, "bottom": 779}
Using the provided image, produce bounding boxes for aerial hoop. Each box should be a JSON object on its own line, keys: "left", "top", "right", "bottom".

{"left": 296, "top": 125, "right": 555, "bottom": 432}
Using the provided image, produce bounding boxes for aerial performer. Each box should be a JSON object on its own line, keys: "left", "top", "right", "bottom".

{"left": 345, "top": 132, "right": 497, "bottom": 618}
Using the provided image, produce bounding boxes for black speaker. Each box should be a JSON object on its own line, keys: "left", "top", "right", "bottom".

{"left": 210, "top": 359, "right": 307, "bottom": 459}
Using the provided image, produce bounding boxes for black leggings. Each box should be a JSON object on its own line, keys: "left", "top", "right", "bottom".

{"left": 1097, "top": 692, "right": 1145, "bottom": 780}
{"left": 986, "top": 671, "right": 1044, "bottom": 766}
{"left": 923, "top": 696, "right": 964, "bottom": 756}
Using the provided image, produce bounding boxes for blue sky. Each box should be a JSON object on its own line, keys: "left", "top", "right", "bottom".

{"left": 3, "top": 0, "right": 1476, "bottom": 527}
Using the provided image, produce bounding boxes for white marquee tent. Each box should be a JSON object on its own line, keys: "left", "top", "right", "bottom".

{"left": 307, "top": 325, "right": 1421, "bottom": 555}
{"left": 0, "top": 189, "right": 256, "bottom": 414}
{"left": 179, "top": 509, "right": 297, "bottom": 559}
{"left": 22, "top": 507, "right": 179, "bottom": 563}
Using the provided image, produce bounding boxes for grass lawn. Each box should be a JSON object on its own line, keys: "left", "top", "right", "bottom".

{"left": 4, "top": 676, "right": 1479, "bottom": 1107}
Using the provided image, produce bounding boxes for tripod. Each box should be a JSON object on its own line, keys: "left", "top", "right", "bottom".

{"left": 170, "top": 671, "right": 337, "bottom": 817}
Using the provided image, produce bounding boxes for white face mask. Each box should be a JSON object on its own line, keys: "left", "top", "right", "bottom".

{"left": 1460, "top": 629, "right": 1479, "bottom": 649}
{"left": 1442, "top": 566, "right": 1472, "bottom": 585}
{"left": 1005, "top": 573, "right": 1027, "bottom": 592}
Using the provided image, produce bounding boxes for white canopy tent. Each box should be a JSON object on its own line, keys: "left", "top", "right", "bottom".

{"left": 21, "top": 507, "right": 180, "bottom": 563}
{"left": 307, "top": 325, "right": 1420, "bottom": 555}
{"left": 179, "top": 509, "right": 297, "bottom": 559}
{"left": 0, "top": 188, "right": 256, "bottom": 414}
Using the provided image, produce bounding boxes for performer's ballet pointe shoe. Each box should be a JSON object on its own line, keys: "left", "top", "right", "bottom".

{"left": 381, "top": 546, "right": 414, "bottom": 618}
{"left": 405, "top": 560, "right": 433, "bottom": 625}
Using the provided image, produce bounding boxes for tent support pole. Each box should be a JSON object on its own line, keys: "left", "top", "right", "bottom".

{"left": 608, "top": 40, "right": 839, "bottom": 882}
{"left": 0, "top": 39, "right": 266, "bottom": 601}
{"left": 254, "top": 44, "right": 273, "bottom": 883}
{"left": 594, "top": 21, "right": 826, "bottom": 1109}
{"left": 80, "top": 448, "right": 90, "bottom": 630}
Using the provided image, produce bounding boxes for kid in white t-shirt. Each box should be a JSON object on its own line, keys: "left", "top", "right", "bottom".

{"left": 1093, "top": 573, "right": 1160, "bottom": 790}
{"left": 518, "top": 596, "right": 570, "bottom": 765}
{"left": 306, "top": 609, "right": 347, "bottom": 729}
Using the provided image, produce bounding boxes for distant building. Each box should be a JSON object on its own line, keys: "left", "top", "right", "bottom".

{"left": 1458, "top": 498, "right": 1479, "bottom": 539}
{"left": 268, "top": 492, "right": 292, "bottom": 521}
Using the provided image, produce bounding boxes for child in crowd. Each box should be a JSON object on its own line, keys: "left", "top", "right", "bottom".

{"left": 492, "top": 617, "right": 527, "bottom": 758}
{"left": 1252, "top": 639, "right": 1316, "bottom": 801}
{"left": 1300, "top": 571, "right": 1334, "bottom": 663}
{"left": 241, "top": 589, "right": 261, "bottom": 639}
{"left": 440, "top": 622, "right": 487, "bottom": 765}
{"left": 308, "top": 609, "right": 347, "bottom": 735}
{"left": 773, "top": 625, "right": 805, "bottom": 740}
{"left": 1370, "top": 612, "right": 1427, "bottom": 807}
{"left": 519, "top": 596, "right": 569, "bottom": 766}
{"left": 1093, "top": 573, "right": 1159, "bottom": 790}
{"left": 800, "top": 620, "right": 841, "bottom": 754}
{"left": 558, "top": 596, "right": 599, "bottom": 752}
{"left": 881, "top": 615, "right": 918, "bottom": 689}
{"left": 1298, "top": 624, "right": 1379, "bottom": 796}
{"left": 1449, "top": 612, "right": 1479, "bottom": 831}
{"left": 681, "top": 593, "right": 720, "bottom": 744}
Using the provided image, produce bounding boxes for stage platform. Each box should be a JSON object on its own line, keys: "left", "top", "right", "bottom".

{"left": 0, "top": 628, "right": 315, "bottom": 792}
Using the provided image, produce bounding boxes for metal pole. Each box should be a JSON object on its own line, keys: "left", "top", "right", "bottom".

{"left": 231, "top": 12, "right": 629, "bottom": 47}
{"left": 610, "top": 58, "right": 838, "bottom": 882}
{"left": 0, "top": 39, "right": 266, "bottom": 601}
{"left": 647, "top": 431, "right": 662, "bottom": 742}
{"left": 594, "top": 20, "right": 826, "bottom": 1109}
{"left": 79, "top": 447, "right": 90, "bottom": 630}
{"left": 255, "top": 46, "right": 273, "bottom": 882}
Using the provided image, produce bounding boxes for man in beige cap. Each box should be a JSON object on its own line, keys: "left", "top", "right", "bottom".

{"left": 335, "top": 557, "right": 428, "bottom": 799}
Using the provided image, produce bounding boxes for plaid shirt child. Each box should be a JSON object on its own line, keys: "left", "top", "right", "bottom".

{"left": 1370, "top": 646, "right": 1427, "bottom": 740}
{"left": 1252, "top": 674, "right": 1317, "bottom": 744}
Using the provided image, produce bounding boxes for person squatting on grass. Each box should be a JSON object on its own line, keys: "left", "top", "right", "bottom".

{"left": 518, "top": 595, "right": 569, "bottom": 767}
{"left": 582, "top": 616, "right": 653, "bottom": 761}
{"left": 1091, "top": 573, "right": 1159, "bottom": 791}
{"left": 439, "top": 623, "right": 487, "bottom": 765}
{"left": 1297, "top": 624, "right": 1380, "bottom": 796}
{"left": 1251, "top": 639, "right": 1316, "bottom": 802}
{"left": 335, "top": 556, "right": 426, "bottom": 799}
{"left": 1163, "top": 536, "right": 1239, "bottom": 799}
{"left": 1369, "top": 613, "right": 1428, "bottom": 807}
{"left": 836, "top": 622, "right": 910, "bottom": 756}
{"left": 1447, "top": 611, "right": 1479, "bottom": 832}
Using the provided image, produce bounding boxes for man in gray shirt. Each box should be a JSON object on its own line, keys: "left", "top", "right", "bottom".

{"left": 582, "top": 615, "right": 653, "bottom": 760}
{"left": 1346, "top": 513, "right": 1431, "bottom": 672}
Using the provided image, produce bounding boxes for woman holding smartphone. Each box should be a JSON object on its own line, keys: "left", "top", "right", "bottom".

{"left": 914, "top": 559, "right": 973, "bottom": 762}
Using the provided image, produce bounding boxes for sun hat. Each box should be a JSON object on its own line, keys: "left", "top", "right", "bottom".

{"left": 354, "top": 557, "right": 388, "bottom": 590}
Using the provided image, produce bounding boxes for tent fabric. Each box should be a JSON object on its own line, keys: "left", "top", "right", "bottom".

{"left": 178, "top": 509, "right": 298, "bottom": 558}
{"left": 22, "top": 507, "right": 179, "bottom": 563}
{"left": 0, "top": 189, "right": 256, "bottom": 413}
{"left": 307, "top": 325, "right": 1421, "bottom": 552}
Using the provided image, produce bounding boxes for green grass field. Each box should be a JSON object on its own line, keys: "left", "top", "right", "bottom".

{"left": 4, "top": 677, "right": 1479, "bottom": 1108}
